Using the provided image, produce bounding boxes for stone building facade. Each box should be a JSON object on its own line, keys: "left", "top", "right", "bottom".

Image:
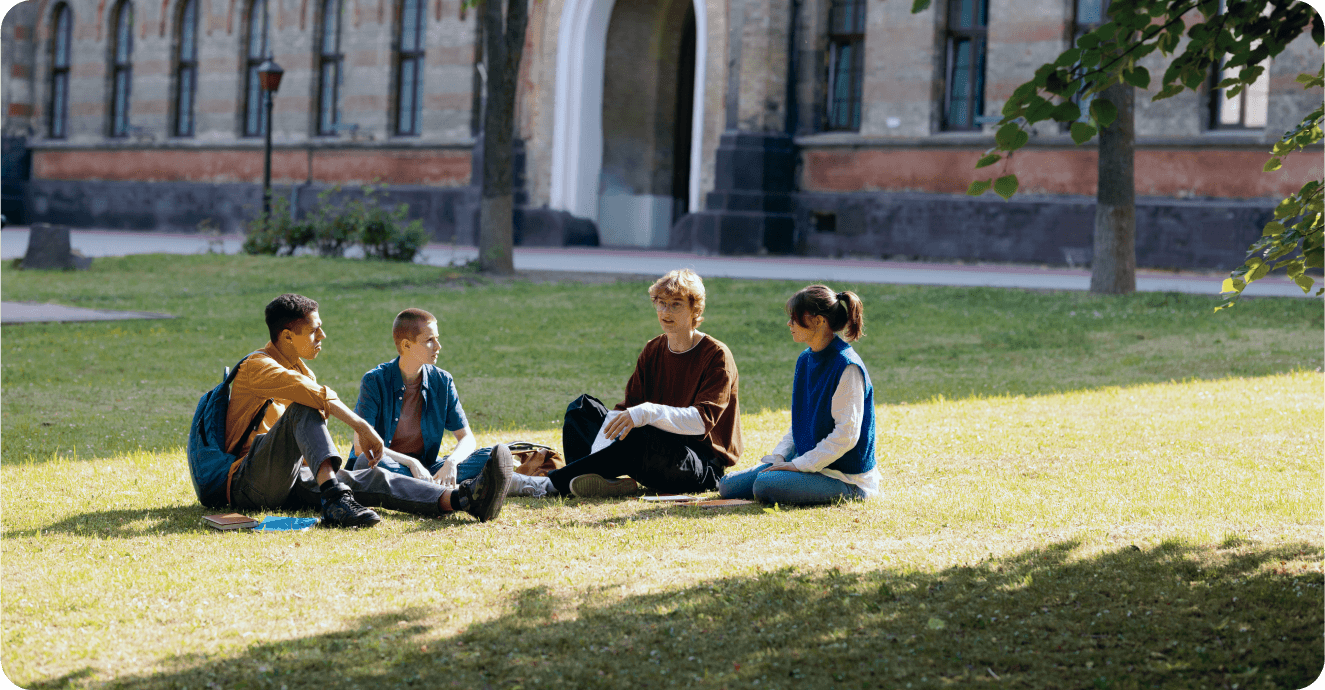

{"left": 1, "top": 0, "right": 1320, "bottom": 268}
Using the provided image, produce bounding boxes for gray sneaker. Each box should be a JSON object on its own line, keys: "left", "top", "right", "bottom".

{"left": 569, "top": 474, "right": 639, "bottom": 498}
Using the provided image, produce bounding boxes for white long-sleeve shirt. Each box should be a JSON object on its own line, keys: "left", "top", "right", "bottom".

{"left": 768, "top": 365, "right": 879, "bottom": 497}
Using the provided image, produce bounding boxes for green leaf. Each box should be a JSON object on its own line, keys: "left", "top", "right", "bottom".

{"left": 975, "top": 153, "right": 1002, "bottom": 169}
{"left": 993, "top": 175, "right": 1019, "bottom": 200}
{"left": 1305, "top": 247, "right": 1324, "bottom": 269}
{"left": 1077, "top": 33, "right": 1100, "bottom": 49}
{"left": 1221, "top": 278, "right": 1240, "bottom": 294}
{"left": 1123, "top": 66, "right": 1151, "bottom": 89}
{"left": 1055, "top": 48, "right": 1082, "bottom": 67}
{"left": 1263, "top": 157, "right": 1282, "bottom": 172}
{"left": 1009, "top": 129, "right": 1030, "bottom": 150}
{"left": 1070, "top": 121, "right": 1098, "bottom": 144}
{"left": 910, "top": 0, "right": 931, "bottom": 12}
{"left": 1262, "top": 221, "right": 1286, "bottom": 237}
{"left": 1026, "top": 98, "right": 1056, "bottom": 123}
{"left": 1052, "top": 102, "right": 1082, "bottom": 122}
{"left": 1248, "top": 262, "right": 1271, "bottom": 282}
{"left": 1091, "top": 98, "right": 1118, "bottom": 127}
{"left": 1154, "top": 83, "right": 1185, "bottom": 100}
{"left": 967, "top": 179, "right": 992, "bottom": 196}
{"left": 1293, "top": 274, "right": 1316, "bottom": 293}
{"left": 995, "top": 123, "right": 1023, "bottom": 149}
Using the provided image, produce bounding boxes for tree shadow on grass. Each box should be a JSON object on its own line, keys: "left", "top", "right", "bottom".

{"left": 23, "top": 540, "right": 1322, "bottom": 690}
{"left": 6, "top": 502, "right": 487, "bottom": 540}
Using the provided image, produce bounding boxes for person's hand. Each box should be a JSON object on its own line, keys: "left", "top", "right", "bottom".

{"left": 433, "top": 460, "right": 459, "bottom": 488}
{"left": 356, "top": 424, "right": 386, "bottom": 467}
{"left": 603, "top": 409, "right": 638, "bottom": 442}
{"left": 765, "top": 463, "right": 800, "bottom": 472}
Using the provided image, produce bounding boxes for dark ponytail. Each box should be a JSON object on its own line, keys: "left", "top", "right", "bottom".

{"left": 785, "top": 285, "right": 865, "bottom": 342}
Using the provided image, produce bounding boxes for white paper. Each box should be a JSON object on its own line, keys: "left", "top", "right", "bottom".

{"left": 589, "top": 410, "right": 625, "bottom": 455}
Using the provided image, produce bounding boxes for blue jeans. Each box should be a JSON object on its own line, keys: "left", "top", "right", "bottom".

{"left": 718, "top": 463, "right": 865, "bottom": 505}
{"left": 376, "top": 445, "right": 493, "bottom": 483}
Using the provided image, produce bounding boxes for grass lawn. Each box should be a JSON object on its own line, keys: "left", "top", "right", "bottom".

{"left": 2, "top": 254, "right": 1322, "bottom": 689}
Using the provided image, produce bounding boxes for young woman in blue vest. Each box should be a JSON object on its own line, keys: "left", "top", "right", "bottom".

{"left": 718, "top": 285, "right": 878, "bottom": 505}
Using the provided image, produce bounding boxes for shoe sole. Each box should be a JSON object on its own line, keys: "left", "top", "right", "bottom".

{"left": 471, "top": 444, "right": 514, "bottom": 522}
{"left": 569, "top": 474, "right": 639, "bottom": 498}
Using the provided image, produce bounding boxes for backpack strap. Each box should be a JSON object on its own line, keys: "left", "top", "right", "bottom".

{"left": 224, "top": 351, "right": 275, "bottom": 458}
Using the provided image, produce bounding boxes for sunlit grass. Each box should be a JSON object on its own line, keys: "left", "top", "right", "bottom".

{"left": 2, "top": 254, "right": 1322, "bottom": 688}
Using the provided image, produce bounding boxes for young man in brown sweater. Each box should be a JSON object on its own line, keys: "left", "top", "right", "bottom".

{"left": 548, "top": 270, "right": 742, "bottom": 497}
{"left": 223, "top": 294, "right": 512, "bottom": 526}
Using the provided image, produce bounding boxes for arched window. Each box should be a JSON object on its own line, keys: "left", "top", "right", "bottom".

{"left": 824, "top": 0, "right": 865, "bottom": 131}
{"left": 243, "top": 0, "right": 269, "bottom": 137}
{"left": 174, "top": 0, "right": 199, "bottom": 136}
{"left": 49, "top": 3, "right": 72, "bottom": 138}
{"left": 395, "top": 0, "right": 425, "bottom": 136}
{"left": 317, "top": 0, "right": 343, "bottom": 135}
{"left": 109, "top": 0, "right": 134, "bottom": 137}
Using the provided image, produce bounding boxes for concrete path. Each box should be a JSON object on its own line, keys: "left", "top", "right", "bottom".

{"left": 1, "top": 301, "right": 173, "bottom": 324}
{"left": 1, "top": 226, "right": 1312, "bottom": 299}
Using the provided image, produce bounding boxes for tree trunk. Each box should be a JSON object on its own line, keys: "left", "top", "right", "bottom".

{"left": 1090, "top": 81, "right": 1136, "bottom": 294}
{"left": 477, "top": 0, "right": 527, "bottom": 275}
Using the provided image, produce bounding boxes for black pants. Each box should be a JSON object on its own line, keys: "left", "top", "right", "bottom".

{"left": 548, "top": 394, "right": 722, "bottom": 495}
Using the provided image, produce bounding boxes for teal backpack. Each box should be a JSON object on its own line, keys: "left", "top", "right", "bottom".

{"left": 186, "top": 353, "right": 271, "bottom": 508}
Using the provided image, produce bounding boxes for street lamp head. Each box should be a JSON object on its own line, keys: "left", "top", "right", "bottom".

{"left": 257, "top": 57, "right": 284, "bottom": 92}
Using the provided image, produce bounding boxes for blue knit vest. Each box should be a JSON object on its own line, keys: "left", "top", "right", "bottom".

{"left": 791, "top": 337, "right": 875, "bottom": 474}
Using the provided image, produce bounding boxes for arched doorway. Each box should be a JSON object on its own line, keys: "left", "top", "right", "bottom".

{"left": 550, "top": 0, "right": 706, "bottom": 247}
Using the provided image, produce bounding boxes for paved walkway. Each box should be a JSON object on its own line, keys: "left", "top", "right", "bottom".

{"left": 1, "top": 227, "right": 1311, "bottom": 305}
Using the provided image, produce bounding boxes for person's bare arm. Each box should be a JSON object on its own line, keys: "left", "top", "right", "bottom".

{"left": 352, "top": 432, "right": 435, "bottom": 481}
{"left": 432, "top": 426, "right": 477, "bottom": 487}
{"left": 328, "top": 398, "right": 384, "bottom": 465}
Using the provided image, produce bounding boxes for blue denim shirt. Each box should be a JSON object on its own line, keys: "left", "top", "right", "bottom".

{"left": 348, "top": 358, "right": 467, "bottom": 470}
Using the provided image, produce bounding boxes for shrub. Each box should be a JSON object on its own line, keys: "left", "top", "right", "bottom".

{"left": 361, "top": 202, "right": 431, "bottom": 262}
{"left": 242, "top": 196, "right": 313, "bottom": 256}
{"left": 242, "top": 182, "right": 429, "bottom": 262}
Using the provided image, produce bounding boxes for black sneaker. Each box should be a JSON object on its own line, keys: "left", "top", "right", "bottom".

{"left": 321, "top": 481, "right": 382, "bottom": 528}
{"left": 568, "top": 474, "right": 639, "bottom": 498}
{"left": 453, "top": 443, "right": 513, "bottom": 522}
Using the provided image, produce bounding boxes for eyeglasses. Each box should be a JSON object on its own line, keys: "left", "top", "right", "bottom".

{"left": 652, "top": 299, "right": 688, "bottom": 314}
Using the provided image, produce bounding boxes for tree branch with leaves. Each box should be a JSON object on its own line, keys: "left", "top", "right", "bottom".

{"left": 913, "top": 0, "right": 1323, "bottom": 305}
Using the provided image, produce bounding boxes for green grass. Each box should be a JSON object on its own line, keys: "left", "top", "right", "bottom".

{"left": 2, "top": 254, "right": 1322, "bottom": 689}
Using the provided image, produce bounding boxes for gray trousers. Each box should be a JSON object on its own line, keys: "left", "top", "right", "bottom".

{"left": 230, "top": 403, "right": 446, "bottom": 516}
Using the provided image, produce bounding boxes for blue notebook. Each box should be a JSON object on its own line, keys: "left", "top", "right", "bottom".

{"left": 253, "top": 516, "right": 320, "bottom": 532}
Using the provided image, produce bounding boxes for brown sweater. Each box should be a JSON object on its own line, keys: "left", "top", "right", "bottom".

{"left": 617, "top": 334, "right": 742, "bottom": 467}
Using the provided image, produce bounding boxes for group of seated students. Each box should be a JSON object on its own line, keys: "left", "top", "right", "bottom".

{"left": 216, "top": 269, "right": 877, "bottom": 527}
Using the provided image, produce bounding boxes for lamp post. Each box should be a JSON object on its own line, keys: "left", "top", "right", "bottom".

{"left": 257, "top": 55, "right": 284, "bottom": 219}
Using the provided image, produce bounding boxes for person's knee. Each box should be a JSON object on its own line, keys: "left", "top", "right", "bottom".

{"left": 752, "top": 473, "right": 800, "bottom": 504}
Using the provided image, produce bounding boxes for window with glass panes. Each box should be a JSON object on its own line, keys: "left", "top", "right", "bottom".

{"left": 943, "top": 0, "right": 987, "bottom": 131}
{"left": 395, "top": 0, "right": 425, "bottom": 136}
{"left": 1209, "top": 1, "right": 1269, "bottom": 129}
{"left": 824, "top": 0, "right": 865, "bottom": 131}
{"left": 243, "top": 0, "right": 268, "bottom": 137}
{"left": 174, "top": 0, "right": 198, "bottom": 136}
{"left": 1071, "top": 0, "right": 1109, "bottom": 123}
{"left": 317, "top": 0, "right": 343, "bottom": 135}
{"left": 49, "top": 3, "right": 71, "bottom": 138}
{"left": 109, "top": 0, "right": 134, "bottom": 137}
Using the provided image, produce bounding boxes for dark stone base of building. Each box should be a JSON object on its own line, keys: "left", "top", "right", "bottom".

{"left": 671, "top": 131, "right": 797, "bottom": 255}
{"left": 785, "top": 191, "right": 1274, "bottom": 271}
{"left": 24, "top": 179, "right": 602, "bottom": 248}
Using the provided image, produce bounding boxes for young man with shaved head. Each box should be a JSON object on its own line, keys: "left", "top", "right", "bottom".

{"left": 221, "top": 294, "right": 513, "bottom": 526}
{"left": 349, "top": 308, "right": 552, "bottom": 497}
